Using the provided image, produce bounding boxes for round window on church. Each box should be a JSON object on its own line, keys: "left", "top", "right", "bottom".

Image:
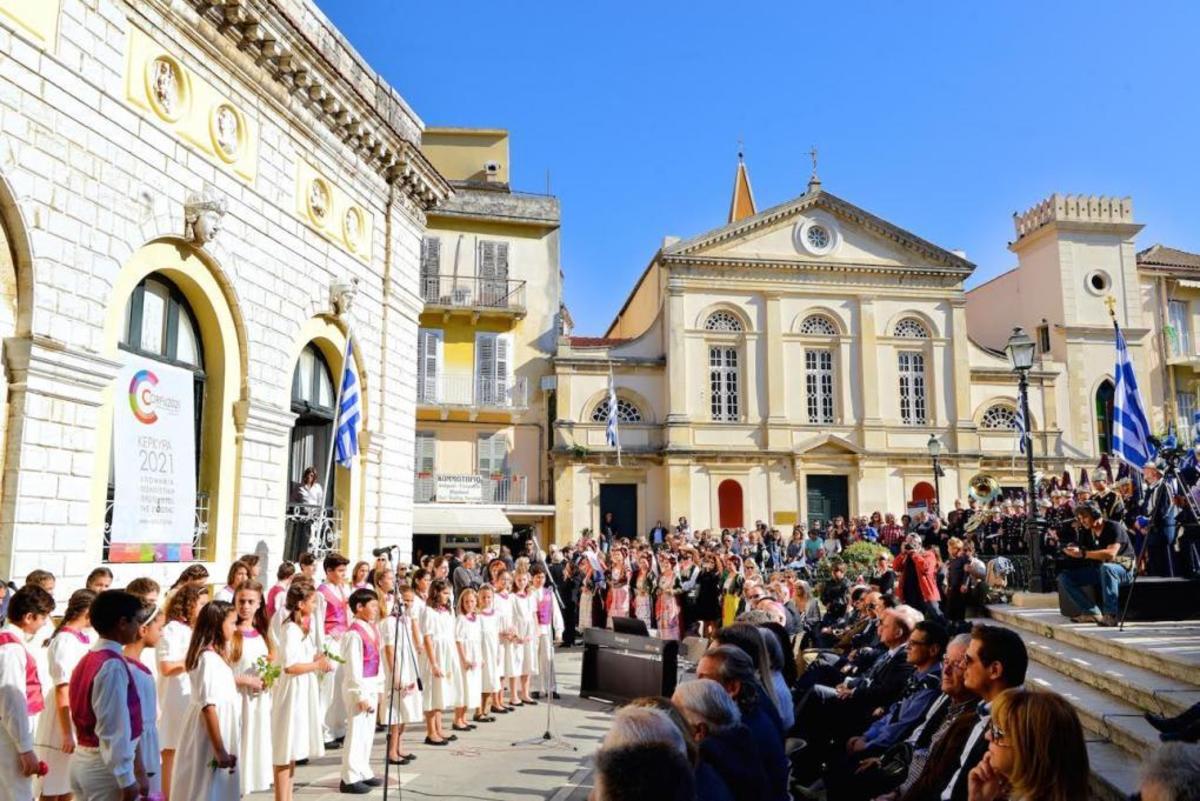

{"left": 795, "top": 217, "right": 839, "bottom": 256}
{"left": 1085, "top": 269, "right": 1111, "bottom": 295}
{"left": 807, "top": 225, "right": 830, "bottom": 250}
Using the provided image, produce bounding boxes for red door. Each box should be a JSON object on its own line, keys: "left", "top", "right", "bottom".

{"left": 718, "top": 479, "right": 744, "bottom": 529}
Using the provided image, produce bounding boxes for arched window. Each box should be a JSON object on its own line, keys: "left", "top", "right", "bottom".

{"left": 893, "top": 317, "right": 930, "bottom": 338}
{"left": 704, "top": 310, "right": 744, "bottom": 332}
{"left": 591, "top": 397, "right": 643, "bottom": 423}
{"left": 980, "top": 404, "right": 1019, "bottom": 430}
{"left": 1096, "top": 380, "right": 1115, "bottom": 454}
{"left": 288, "top": 344, "right": 336, "bottom": 506}
{"left": 109, "top": 273, "right": 207, "bottom": 559}
{"left": 799, "top": 314, "right": 838, "bottom": 335}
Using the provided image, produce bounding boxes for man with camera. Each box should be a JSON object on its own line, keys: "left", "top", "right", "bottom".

{"left": 1056, "top": 501, "right": 1136, "bottom": 626}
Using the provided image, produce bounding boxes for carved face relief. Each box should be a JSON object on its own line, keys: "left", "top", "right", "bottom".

{"left": 194, "top": 210, "right": 222, "bottom": 244}
{"left": 215, "top": 106, "right": 239, "bottom": 156}
{"left": 152, "top": 59, "right": 179, "bottom": 117}
{"left": 309, "top": 179, "right": 329, "bottom": 224}
{"left": 343, "top": 207, "right": 363, "bottom": 251}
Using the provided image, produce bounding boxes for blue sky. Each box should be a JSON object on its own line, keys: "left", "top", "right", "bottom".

{"left": 317, "top": 1, "right": 1200, "bottom": 335}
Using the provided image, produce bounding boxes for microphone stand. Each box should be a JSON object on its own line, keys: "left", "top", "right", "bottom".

{"left": 383, "top": 597, "right": 422, "bottom": 801}
{"left": 511, "top": 568, "right": 576, "bottom": 752}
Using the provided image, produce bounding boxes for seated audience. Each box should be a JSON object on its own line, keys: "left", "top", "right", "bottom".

{"left": 672, "top": 679, "right": 768, "bottom": 801}
{"left": 713, "top": 622, "right": 788, "bottom": 728}
{"left": 1136, "top": 742, "right": 1200, "bottom": 801}
{"left": 593, "top": 742, "right": 696, "bottom": 801}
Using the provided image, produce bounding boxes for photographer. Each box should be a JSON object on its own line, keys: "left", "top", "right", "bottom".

{"left": 1139, "top": 461, "right": 1177, "bottom": 576}
{"left": 1057, "top": 501, "right": 1135, "bottom": 626}
{"left": 893, "top": 533, "right": 942, "bottom": 621}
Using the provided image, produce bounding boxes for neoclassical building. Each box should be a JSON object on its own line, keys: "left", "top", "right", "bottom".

{"left": 0, "top": 0, "right": 448, "bottom": 592}
{"left": 551, "top": 163, "right": 1173, "bottom": 540}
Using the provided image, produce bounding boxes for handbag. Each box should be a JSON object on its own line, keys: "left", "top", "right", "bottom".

{"left": 876, "top": 741, "right": 913, "bottom": 783}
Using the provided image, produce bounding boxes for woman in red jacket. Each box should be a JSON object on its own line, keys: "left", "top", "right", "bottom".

{"left": 893, "top": 533, "right": 943, "bottom": 619}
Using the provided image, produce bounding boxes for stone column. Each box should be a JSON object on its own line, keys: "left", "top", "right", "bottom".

{"left": 764, "top": 293, "right": 788, "bottom": 447}
{"left": 232, "top": 398, "right": 296, "bottom": 566}
{"left": 857, "top": 298, "right": 885, "bottom": 449}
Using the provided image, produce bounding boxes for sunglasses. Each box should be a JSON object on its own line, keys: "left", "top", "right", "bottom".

{"left": 986, "top": 720, "right": 1009, "bottom": 745}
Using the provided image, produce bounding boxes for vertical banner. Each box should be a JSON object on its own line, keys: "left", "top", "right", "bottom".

{"left": 111, "top": 355, "right": 196, "bottom": 560}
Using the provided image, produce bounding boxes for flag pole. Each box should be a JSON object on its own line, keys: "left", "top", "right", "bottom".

{"left": 321, "top": 326, "right": 355, "bottom": 534}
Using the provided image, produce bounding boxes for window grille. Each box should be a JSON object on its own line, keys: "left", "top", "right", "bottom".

{"left": 709, "top": 346, "right": 740, "bottom": 421}
{"left": 980, "top": 404, "right": 1019, "bottom": 430}
{"left": 799, "top": 315, "right": 837, "bottom": 336}
{"left": 704, "top": 310, "right": 744, "bottom": 332}
{"left": 591, "top": 397, "right": 643, "bottom": 423}
{"left": 893, "top": 318, "right": 929, "bottom": 338}
{"left": 805, "top": 349, "right": 834, "bottom": 423}
{"left": 898, "top": 351, "right": 927, "bottom": 425}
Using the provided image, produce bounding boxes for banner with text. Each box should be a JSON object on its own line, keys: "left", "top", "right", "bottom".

{"left": 111, "top": 355, "right": 196, "bottom": 561}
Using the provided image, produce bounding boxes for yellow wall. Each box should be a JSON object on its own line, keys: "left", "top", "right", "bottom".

{"left": 422, "top": 128, "right": 510, "bottom": 184}
{"left": 421, "top": 314, "right": 515, "bottom": 372}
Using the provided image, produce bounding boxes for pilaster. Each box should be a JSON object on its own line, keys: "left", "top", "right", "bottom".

{"left": 857, "top": 297, "right": 885, "bottom": 449}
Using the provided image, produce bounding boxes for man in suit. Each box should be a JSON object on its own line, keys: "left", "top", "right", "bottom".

{"left": 937, "top": 624, "right": 1028, "bottom": 801}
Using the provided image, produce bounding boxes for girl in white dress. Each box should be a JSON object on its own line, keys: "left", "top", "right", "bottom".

{"left": 381, "top": 584, "right": 421, "bottom": 766}
{"left": 36, "top": 589, "right": 95, "bottom": 801}
{"left": 231, "top": 581, "right": 273, "bottom": 795}
{"left": 271, "top": 578, "right": 333, "bottom": 801}
{"left": 123, "top": 603, "right": 163, "bottom": 799}
{"left": 214, "top": 561, "right": 249, "bottom": 604}
{"left": 475, "top": 585, "right": 501, "bottom": 723}
{"left": 420, "top": 579, "right": 458, "bottom": 746}
{"left": 168, "top": 600, "right": 241, "bottom": 801}
{"left": 157, "top": 583, "right": 208, "bottom": 801}
{"left": 513, "top": 571, "right": 539, "bottom": 705}
{"left": 493, "top": 571, "right": 522, "bottom": 710}
{"left": 452, "top": 589, "right": 483, "bottom": 731}
{"left": 408, "top": 569, "right": 431, "bottom": 671}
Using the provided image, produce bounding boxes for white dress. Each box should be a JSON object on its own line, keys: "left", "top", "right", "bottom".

{"left": 270, "top": 620, "right": 324, "bottom": 764}
{"left": 168, "top": 650, "right": 241, "bottom": 801}
{"left": 128, "top": 655, "right": 161, "bottom": 797}
{"left": 478, "top": 609, "right": 503, "bottom": 693}
{"left": 454, "top": 615, "right": 483, "bottom": 705}
{"left": 35, "top": 630, "right": 90, "bottom": 795}
{"left": 155, "top": 620, "right": 192, "bottom": 750}
{"left": 495, "top": 592, "right": 523, "bottom": 679}
{"left": 515, "top": 592, "right": 539, "bottom": 676}
{"left": 380, "top": 612, "right": 422, "bottom": 725}
{"left": 233, "top": 629, "right": 272, "bottom": 794}
{"left": 420, "top": 606, "right": 458, "bottom": 711}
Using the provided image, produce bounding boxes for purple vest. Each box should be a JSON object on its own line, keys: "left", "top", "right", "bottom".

{"left": 69, "top": 649, "right": 142, "bottom": 747}
{"left": 319, "top": 583, "right": 348, "bottom": 638}
{"left": 536, "top": 589, "right": 554, "bottom": 626}
{"left": 351, "top": 621, "right": 379, "bottom": 678}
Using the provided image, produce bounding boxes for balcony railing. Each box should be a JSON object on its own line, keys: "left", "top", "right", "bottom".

{"left": 284, "top": 503, "right": 343, "bottom": 560}
{"left": 414, "top": 473, "right": 528, "bottom": 505}
{"left": 417, "top": 373, "right": 528, "bottom": 410}
{"left": 421, "top": 274, "right": 526, "bottom": 314}
{"left": 103, "top": 490, "right": 210, "bottom": 562}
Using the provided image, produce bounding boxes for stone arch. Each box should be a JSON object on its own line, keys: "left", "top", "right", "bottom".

{"left": 792, "top": 306, "right": 847, "bottom": 335}
{"left": 90, "top": 237, "right": 249, "bottom": 567}
{"left": 695, "top": 302, "right": 751, "bottom": 333}
{"left": 884, "top": 308, "right": 940, "bottom": 339}
{"left": 973, "top": 396, "right": 1035, "bottom": 431}
{"left": 0, "top": 171, "right": 35, "bottom": 338}
{"left": 579, "top": 385, "right": 656, "bottom": 425}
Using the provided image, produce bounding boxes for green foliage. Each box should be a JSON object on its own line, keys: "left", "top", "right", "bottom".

{"left": 814, "top": 541, "right": 894, "bottom": 588}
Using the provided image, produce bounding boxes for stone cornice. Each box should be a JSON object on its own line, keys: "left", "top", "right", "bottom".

{"left": 183, "top": 0, "right": 451, "bottom": 209}
{"left": 3, "top": 337, "right": 123, "bottom": 403}
{"left": 663, "top": 254, "right": 968, "bottom": 281}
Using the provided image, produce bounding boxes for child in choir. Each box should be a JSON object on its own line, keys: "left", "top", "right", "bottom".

{"left": 420, "top": 579, "right": 458, "bottom": 746}
{"left": 0, "top": 585, "right": 54, "bottom": 801}
{"left": 37, "top": 588, "right": 96, "bottom": 801}
{"left": 231, "top": 581, "right": 273, "bottom": 796}
{"left": 271, "top": 579, "right": 332, "bottom": 801}
{"left": 452, "top": 588, "right": 482, "bottom": 732}
{"left": 238, "top": 554, "right": 262, "bottom": 582}
{"left": 156, "top": 584, "right": 207, "bottom": 801}
{"left": 381, "top": 584, "right": 421, "bottom": 766}
{"left": 266, "top": 562, "right": 295, "bottom": 619}
{"left": 493, "top": 571, "right": 521, "bottom": 710}
{"left": 214, "top": 561, "right": 249, "bottom": 604}
{"left": 350, "top": 562, "right": 371, "bottom": 591}
{"left": 123, "top": 603, "right": 163, "bottom": 801}
{"left": 84, "top": 568, "right": 113, "bottom": 594}
{"left": 23, "top": 571, "right": 56, "bottom": 703}
{"left": 513, "top": 571, "right": 539, "bottom": 705}
{"left": 168, "top": 601, "right": 241, "bottom": 801}
{"left": 166, "top": 565, "right": 210, "bottom": 594}
{"left": 317, "top": 553, "right": 351, "bottom": 748}
{"left": 339, "top": 589, "right": 384, "bottom": 794}
{"left": 529, "top": 566, "right": 563, "bottom": 700}
{"left": 67, "top": 590, "right": 144, "bottom": 801}
{"left": 475, "top": 585, "right": 501, "bottom": 722}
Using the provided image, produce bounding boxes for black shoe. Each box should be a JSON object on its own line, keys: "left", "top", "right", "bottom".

{"left": 363, "top": 777, "right": 384, "bottom": 787}
{"left": 375, "top": 724, "right": 387, "bottom": 733}
{"left": 297, "top": 758, "right": 310, "bottom": 765}
{"left": 1162, "top": 719, "right": 1200, "bottom": 743}
{"left": 424, "top": 737, "right": 448, "bottom": 746}
{"left": 451, "top": 723, "right": 474, "bottom": 732}
{"left": 492, "top": 706, "right": 509, "bottom": 714}
{"left": 339, "top": 781, "right": 370, "bottom": 795}
{"left": 1148, "top": 705, "right": 1200, "bottom": 733}
{"left": 522, "top": 698, "right": 538, "bottom": 706}
{"left": 531, "top": 691, "right": 543, "bottom": 699}
{"left": 447, "top": 734, "right": 458, "bottom": 741}
{"left": 325, "top": 740, "right": 343, "bottom": 750}
{"left": 551, "top": 691, "right": 562, "bottom": 699}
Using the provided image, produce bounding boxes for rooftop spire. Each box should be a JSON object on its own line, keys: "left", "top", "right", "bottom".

{"left": 807, "top": 144, "right": 821, "bottom": 193}
{"left": 728, "top": 143, "right": 757, "bottom": 223}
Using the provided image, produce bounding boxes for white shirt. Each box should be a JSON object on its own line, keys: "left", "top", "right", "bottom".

{"left": 0, "top": 622, "right": 35, "bottom": 752}
{"left": 90, "top": 639, "right": 139, "bottom": 789}
{"left": 298, "top": 482, "right": 324, "bottom": 506}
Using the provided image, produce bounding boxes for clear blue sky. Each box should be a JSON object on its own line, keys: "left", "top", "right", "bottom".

{"left": 317, "top": 0, "right": 1200, "bottom": 335}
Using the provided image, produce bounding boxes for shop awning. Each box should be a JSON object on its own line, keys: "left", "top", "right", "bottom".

{"left": 412, "top": 504, "right": 513, "bottom": 537}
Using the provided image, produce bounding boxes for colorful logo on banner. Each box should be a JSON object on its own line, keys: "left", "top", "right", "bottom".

{"left": 128, "top": 369, "right": 159, "bottom": 424}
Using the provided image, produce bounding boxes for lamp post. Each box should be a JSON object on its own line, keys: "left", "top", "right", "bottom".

{"left": 926, "top": 434, "right": 943, "bottom": 517}
{"left": 1005, "top": 326, "right": 1043, "bottom": 591}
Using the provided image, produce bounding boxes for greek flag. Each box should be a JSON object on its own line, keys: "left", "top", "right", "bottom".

{"left": 334, "top": 337, "right": 361, "bottom": 469}
{"left": 605, "top": 371, "right": 621, "bottom": 465}
{"left": 1112, "top": 320, "right": 1154, "bottom": 468}
{"left": 1014, "top": 403, "right": 1028, "bottom": 454}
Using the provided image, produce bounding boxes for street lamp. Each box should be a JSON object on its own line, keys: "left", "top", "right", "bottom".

{"left": 1005, "top": 326, "right": 1043, "bottom": 591}
{"left": 926, "top": 434, "right": 943, "bottom": 516}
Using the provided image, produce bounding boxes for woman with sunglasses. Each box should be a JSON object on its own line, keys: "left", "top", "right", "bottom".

{"left": 968, "top": 687, "right": 1089, "bottom": 801}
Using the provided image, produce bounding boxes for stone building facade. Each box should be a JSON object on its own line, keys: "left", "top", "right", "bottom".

{"left": 0, "top": 0, "right": 449, "bottom": 595}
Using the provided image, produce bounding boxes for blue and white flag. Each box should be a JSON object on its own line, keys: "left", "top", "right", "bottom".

{"left": 1014, "top": 403, "right": 1028, "bottom": 455}
{"left": 334, "top": 337, "right": 361, "bottom": 469}
{"left": 605, "top": 370, "right": 621, "bottom": 466}
{"left": 1112, "top": 320, "right": 1154, "bottom": 468}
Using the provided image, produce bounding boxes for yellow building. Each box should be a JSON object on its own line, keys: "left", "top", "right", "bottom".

{"left": 413, "top": 129, "right": 560, "bottom": 557}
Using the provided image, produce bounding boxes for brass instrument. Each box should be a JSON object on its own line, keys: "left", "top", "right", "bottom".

{"left": 964, "top": 474, "right": 1001, "bottom": 533}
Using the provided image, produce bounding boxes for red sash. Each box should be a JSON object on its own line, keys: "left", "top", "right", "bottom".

{"left": 0, "top": 632, "right": 43, "bottom": 714}
{"left": 69, "top": 649, "right": 142, "bottom": 747}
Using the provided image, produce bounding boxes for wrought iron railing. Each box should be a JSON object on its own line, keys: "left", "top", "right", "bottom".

{"left": 413, "top": 473, "right": 528, "bottom": 505}
{"left": 103, "top": 490, "right": 210, "bottom": 562}
{"left": 420, "top": 274, "right": 526, "bottom": 313}
{"left": 284, "top": 503, "right": 343, "bottom": 560}
{"left": 416, "top": 373, "right": 528, "bottom": 410}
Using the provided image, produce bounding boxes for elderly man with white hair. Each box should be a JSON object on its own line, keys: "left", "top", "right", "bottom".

{"left": 1137, "top": 742, "right": 1200, "bottom": 801}
{"left": 672, "top": 679, "right": 768, "bottom": 801}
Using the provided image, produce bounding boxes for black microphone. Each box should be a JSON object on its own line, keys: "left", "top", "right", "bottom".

{"left": 373, "top": 545, "right": 398, "bottom": 558}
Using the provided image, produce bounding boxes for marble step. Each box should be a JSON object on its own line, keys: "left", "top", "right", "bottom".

{"left": 1084, "top": 739, "right": 1143, "bottom": 801}
{"left": 986, "top": 604, "right": 1200, "bottom": 686}
{"left": 972, "top": 616, "right": 1200, "bottom": 717}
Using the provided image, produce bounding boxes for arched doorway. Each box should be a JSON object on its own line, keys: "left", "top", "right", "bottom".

{"left": 285, "top": 343, "right": 337, "bottom": 559}
{"left": 911, "top": 481, "right": 936, "bottom": 510}
{"left": 718, "top": 479, "right": 743, "bottom": 529}
{"left": 1096, "top": 380, "right": 1115, "bottom": 455}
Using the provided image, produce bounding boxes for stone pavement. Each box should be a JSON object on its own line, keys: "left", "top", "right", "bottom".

{"left": 247, "top": 648, "right": 608, "bottom": 801}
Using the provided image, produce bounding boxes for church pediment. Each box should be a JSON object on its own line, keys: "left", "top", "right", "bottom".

{"left": 794, "top": 433, "right": 864, "bottom": 456}
{"left": 662, "top": 190, "right": 973, "bottom": 276}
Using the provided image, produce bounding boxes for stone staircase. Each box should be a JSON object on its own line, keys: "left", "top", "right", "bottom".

{"left": 983, "top": 603, "right": 1200, "bottom": 801}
